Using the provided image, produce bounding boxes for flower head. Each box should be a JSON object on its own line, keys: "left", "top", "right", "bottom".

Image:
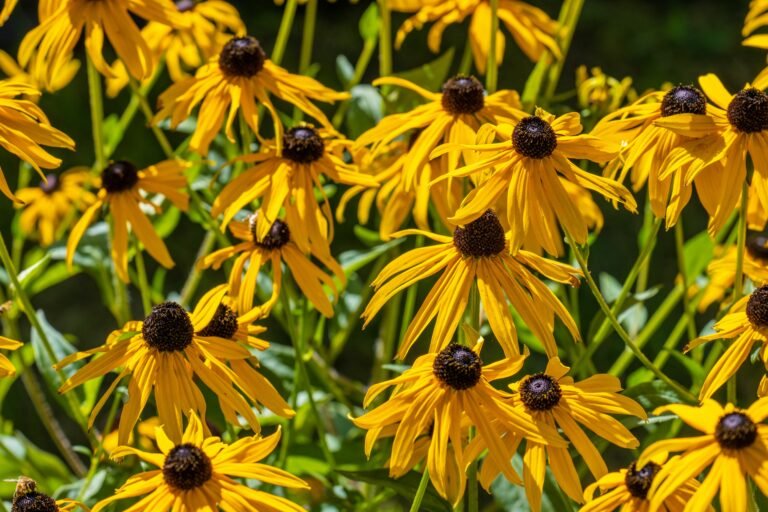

{"left": 10, "top": 477, "right": 87, "bottom": 512}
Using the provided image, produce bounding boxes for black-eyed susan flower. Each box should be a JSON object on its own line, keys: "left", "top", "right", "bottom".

{"left": 581, "top": 454, "right": 702, "bottom": 512}
{"left": 66, "top": 160, "right": 189, "bottom": 282}
{"left": 656, "top": 73, "right": 768, "bottom": 235}
{"left": 353, "top": 75, "right": 525, "bottom": 233}
{"left": 155, "top": 35, "right": 348, "bottom": 155}
{"left": 55, "top": 287, "right": 293, "bottom": 445}
{"left": 698, "top": 236, "right": 768, "bottom": 312}
{"left": 353, "top": 335, "right": 566, "bottom": 506}
{"left": 687, "top": 285, "right": 768, "bottom": 399}
{"left": 198, "top": 214, "right": 344, "bottom": 318}
{"left": 19, "top": 0, "right": 186, "bottom": 87}
{"left": 106, "top": 0, "right": 245, "bottom": 97}
{"left": 433, "top": 109, "right": 637, "bottom": 255}
{"left": 212, "top": 125, "right": 377, "bottom": 253}
{"left": 15, "top": 169, "right": 96, "bottom": 247}
{"left": 0, "top": 334, "right": 21, "bottom": 378}
{"left": 362, "top": 209, "right": 581, "bottom": 358}
{"left": 10, "top": 477, "right": 88, "bottom": 512}
{"left": 0, "top": 50, "right": 79, "bottom": 94}
{"left": 640, "top": 398, "right": 768, "bottom": 511}
{"left": 594, "top": 84, "right": 714, "bottom": 229}
{"left": 390, "top": 0, "right": 560, "bottom": 73}
{"left": 0, "top": 80, "right": 74, "bottom": 203}
{"left": 469, "top": 357, "right": 646, "bottom": 511}
{"left": 92, "top": 411, "right": 309, "bottom": 512}
{"left": 744, "top": 0, "right": 768, "bottom": 49}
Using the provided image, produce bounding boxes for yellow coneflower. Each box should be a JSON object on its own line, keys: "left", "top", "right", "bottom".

{"left": 10, "top": 477, "right": 88, "bottom": 512}
{"left": 743, "top": 0, "right": 768, "bottom": 49}
{"left": 433, "top": 109, "right": 636, "bottom": 255}
{"left": 66, "top": 160, "right": 189, "bottom": 282}
{"left": 687, "top": 285, "right": 768, "bottom": 400}
{"left": 0, "top": 50, "right": 79, "bottom": 95}
{"left": 55, "top": 286, "right": 293, "bottom": 445}
{"left": 640, "top": 398, "right": 768, "bottom": 511}
{"left": 198, "top": 214, "right": 344, "bottom": 318}
{"left": 468, "top": 357, "right": 646, "bottom": 511}
{"left": 581, "top": 454, "right": 702, "bottom": 512}
{"left": 212, "top": 125, "right": 377, "bottom": 253}
{"left": 0, "top": 0, "right": 16, "bottom": 25}
{"left": 593, "top": 84, "right": 716, "bottom": 229}
{"left": 0, "top": 80, "right": 74, "bottom": 203}
{"left": 14, "top": 169, "right": 96, "bottom": 247}
{"left": 655, "top": 72, "right": 768, "bottom": 235}
{"left": 390, "top": 0, "right": 560, "bottom": 73}
{"left": 155, "top": 35, "right": 348, "bottom": 155}
{"left": 92, "top": 412, "right": 309, "bottom": 512}
{"left": 19, "top": 0, "right": 186, "bottom": 87}
{"left": 0, "top": 334, "right": 21, "bottom": 378}
{"left": 698, "top": 236, "right": 768, "bottom": 311}
{"left": 353, "top": 334, "right": 566, "bottom": 506}
{"left": 353, "top": 75, "right": 525, "bottom": 234}
{"left": 106, "top": 0, "right": 245, "bottom": 97}
{"left": 362, "top": 209, "right": 581, "bottom": 358}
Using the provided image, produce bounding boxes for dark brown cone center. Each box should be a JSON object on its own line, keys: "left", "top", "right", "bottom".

{"left": 433, "top": 344, "right": 482, "bottom": 390}
{"left": 219, "top": 36, "right": 266, "bottom": 77}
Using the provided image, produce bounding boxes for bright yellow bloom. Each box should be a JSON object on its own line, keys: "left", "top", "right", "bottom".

{"left": 581, "top": 454, "right": 703, "bottom": 512}
{"left": 19, "top": 0, "right": 187, "bottom": 88}
{"left": 687, "top": 286, "right": 768, "bottom": 400}
{"left": 0, "top": 80, "right": 75, "bottom": 203}
{"left": 155, "top": 35, "right": 348, "bottom": 155}
{"left": 10, "top": 477, "right": 88, "bottom": 512}
{"left": 698, "top": 237, "right": 768, "bottom": 312}
{"left": 0, "top": 50, "right": 79, "bottom": 95}
{"left": 353, "top": 333, "right": 566, "bottom": 507}
{"left": 0, "top": 334, "right": 21, "bottom": 378}
{"left": 594, "top": 85, "right": 715, "bottom": 229}
{"left": 656, "top": 72, "right": 768, "bottom": 235}
{"left": 433, "top": 109, "right": 636, "bottom": 256}
{"left": 352, "top": 75, "right": 525, "bottom": 236}
{"left": 362, "top": 210, "right": 581, "bottom": 358}
{"left": 575, "top": 66, "right": 636, "bottom": 116}
{"left": 469, "top": 358, "right": 646, "bottom": 511}
{"left": 198, "top": 215, "right": 344, "bottom": 318}
{"left": 744, "top": 0, "right": 768, "bottom": 49}
{"left": 106, "top": 0, "right": 245, "bottom": 97}
{"left": 55, "top": 286, "right": 293, "bottom": 444}
{"left": 66, "top": 160, "right": 189, "bottom": 282}
{"left": 15, "top": 169, "right": 97, "bottom": 247}
{"left": 640, "top": 398, "right": 768, "bottom": 512}
{"left": 212, "top": 126, "right": 377, "bottom": 254}
{"left": 390, "top": 0, "right": 560, "bottom": 73}
{"left": 0, "top": 0, "right": 16, "bottom": 25}
{"left": 93, "top": 412, "right": 308, "bottom": 512}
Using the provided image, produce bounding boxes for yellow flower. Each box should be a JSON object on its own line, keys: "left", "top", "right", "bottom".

{"left": 593, "top": 85, "right": 714, "bottom": 229}
{"left": 575, "top": 66, "right": 636, "bottom": 116}
{"left": 698, "top": 236, "right": 768, "bottom": 312}
{"left": 390, "top": 0, "right": 560, "bottom": 73}
{"left": 353, "top": 334, "right": 566, "bottom": 507}
{"left": 92, "top": 412, "right": 309, "bottom": 512}
{"left": 19, "top": 0, "right": 187, "bottom": 88}
{"left": 640, "top": 398, "right": 768, "bottom": 512}
{"left": 687, "top": 286, "right": 768, "bottom": 400}
{"left": 0, "top": 0, "right": 16, "bottom": 25}
{"left": 198, "top": 215, "right": 344, "bottom": 318}
{"left": 10, "top": 477, "right": 89, "bottom": 512}
{"left": 66, "top": 160, "right": 189, "bottom": 282}
{"left": 14, "top": 169, "right": 97, "bottom": 247}
{"left": 362, "top": 209, "right": 581, "bottom": 358}
{"left": 433, "top": 109, "right": 636, "bottom": 256}
{"left": 155, "top": 35, "right": 348, "bottom": 155}
{"left": 106, "top": 0, "right": 245, "bottom": 97}
{"left": 655, "top": 72, "right": 768, "bottom": 235}
{"left": 469, "top": 357, "right": 646, "bottom": 511}
{"left": 212, "top": 125, "right": 377, "bottom": 254}
{"left": 0, "top": 80, "right": 75, "bottom": 203}
{"left": 0, "top": 334, "right": 21, "bottom": 378}
{"left": 744, "top": 0, "right": 768, "bottom": 49}
{"left": 352, "top": 75, "right": 525, "bottom": 235}
{"left": 0, "top": 50, "right": 79, "bottom": 95}
{"left": 55, "top": 286, "right": 293, "bottom": 445}
{"left": 581, "top": 454, "right": 703, "bottom": 512}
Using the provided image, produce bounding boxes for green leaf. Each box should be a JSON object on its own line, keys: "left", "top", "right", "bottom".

{"left": 0, "top": 433, "right": 71, "bottom": 493}
{"left": 358, "top": 3, "right": 380, "bottom": 41}
{"left": 336, "top": 469, "right": 452, "bottom": 512}
{"left": 392, "top": 49, "right": 455, "bottom": 97}
{"left": 335, "top": 55, "right": 355, "bottom": 89}
{"left": 27, "top": 262, "right": 78, "bottom": 297}
{"left": 153, "top": 205, "right": 181, "bottom": 239}
{"left": 599, "top": 273, "right": 622, "bottom": 303}
{"left": 624, "top": 379, "right": 689, "bottom": 410}
{"left": 346, "top": 85, "right": 384, "bottom": 138}
{"left": 664, "top": 349, "right": 705, "bottom": 383}
{"left": 683, "top": 231, "right": 715, "bottom": 281}
{"left": 338, "top": 238, "right": 404, "bottom": 277}
{"left": 17, "top": 254, "right": 51, "bottom": 293}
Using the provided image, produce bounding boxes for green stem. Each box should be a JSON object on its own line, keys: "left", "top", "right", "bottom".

{"left": 76, "top": 391, "right": 122, "bottom": 501}
{"left": 567, "top": 235, "right": 696, "bottom": 402}
{"left": 128, "top": 77, "right": 174, "bottom": 158}
{"left": 178, "top": 231, "right": 217, "bottom": 308}
{"left": 543, "top": 0, "right": 585, "bottom": 103}
{"left": 272, "top": 0, "right": 298, "bottom": 66}
{"left": 332, "top": 38, "right": 377, "bottom": 128}
{"left": 674, "top": 220, "right": 697, "bottom": 342}
{"left": 409, "top": 468, "right": 431, "bottom": 512}
{"left": 299, "top": 0, "right": 318, "bottom": 74}
{"left": 378, "top": 0, "right": 393, "bottom": 76}
{"left": 486, "top": 0, "right": 499, "bottom": 92}
{"left": 458, "top": 40, "right": 473, "bottom": 75}
{"left": 466, "top": 283, "right": 480, "bottom": 512}
{"left": 86, "top": 56, "right": 106, "bottom": 170}
{"left": 636, "top": 201, "right": 655, "bottom": 294}
{"left": 732, "top": 182, "right": 749, "bottom": 305}
{"left": 134, "top": 241, "right": 152, "bottom": 316}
